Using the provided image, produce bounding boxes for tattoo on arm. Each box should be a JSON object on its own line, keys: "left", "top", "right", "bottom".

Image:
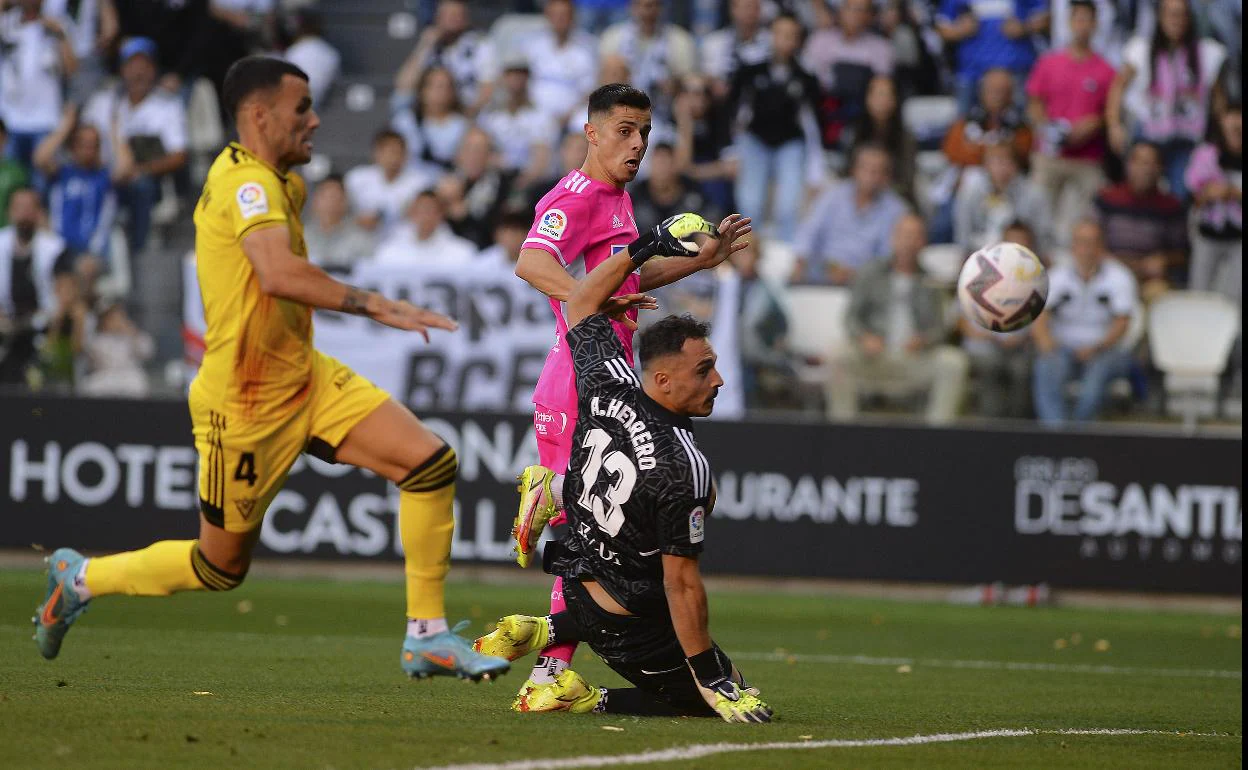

{"left": 342, "top": 286, "right": 370, "bottom": 315}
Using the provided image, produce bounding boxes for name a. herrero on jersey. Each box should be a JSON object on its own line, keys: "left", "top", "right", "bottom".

{"left": 589, "top": 396, "right": 657, "bottom": 470}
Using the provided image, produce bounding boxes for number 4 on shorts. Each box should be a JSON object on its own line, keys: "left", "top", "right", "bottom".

{"left": 234, "top": 452, "right": 258, "bottom": 487}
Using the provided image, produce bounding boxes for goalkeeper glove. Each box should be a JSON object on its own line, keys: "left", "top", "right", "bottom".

{"left": 688, "top": 647, "right": 773, "bottom": 723}
{"left": 628, "top": 213, "right": 718, "bottom": 268}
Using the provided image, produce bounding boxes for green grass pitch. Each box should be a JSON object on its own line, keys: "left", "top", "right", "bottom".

{"left": 0, "top": 568, "right": 1240, "bottom": 769}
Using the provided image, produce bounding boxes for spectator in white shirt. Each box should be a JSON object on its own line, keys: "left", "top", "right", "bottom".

{"left": 701, "top": 0, "right": 771, "bottom": 100}
{"left": 526, "top": 0, "right": 597, "bottom": 128}
{"left": 391, "top": 65, "right": 470, "bottom": 176}
{"left": 283, "top": 10, "right": 339, "bottom": 107}
{"left": 344, "top": 129, "right": 435, "bottom": 235}
{"left": 394, "top": 0, "right": 497, "bottom": 117}
{"left": 478, "top": 58, "right": 555, "bottom": 188}
{"left": 82, "top": 36, "right": 186, "bottom": 253}
{"left": 304, "top": 174, "right": 375, "bottom": 271}
{"left": 41, "top": 0, "right": 117, "bottom": 103}
{"left": 79, "top": 296, "right": 153, "bottom": 398}
{"left": 374, "top": 190, "right": 477, "bottom": 267}
{"left": 0, "top": 0, "right": 76, "bottom": 170}
{"left": 1030, "top": 219, "right": 1137, "bottom": 426}
{"left": 600, "top": 0, "right": 697, "bottom": 107}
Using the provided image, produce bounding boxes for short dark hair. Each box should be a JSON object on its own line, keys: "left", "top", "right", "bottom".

{"left": 1129, "top": 139, "right": 1163, "bottom": 163}
{"left": 851, "top": 140, "right": 893, "bottom": 169}
{"left": 223, "top": 56, "right": 309, "bottom": 120}
{"left": 496, "top": 209, "right": 531, "bottom": 231}
{"left": 639, "top": 314, "right": 711, "bottom": 370}
{"left": 588, "top": 83, "right": 651, "bottom": 121}
{"left": 373, "top": 129, "right": 406, "bottom": 148}
{"left": 318, "top": 173, "right": 345, "bottom": 190}
{"left": 1001, "top": 219, "right": 1035, "bottom": 245}
{"left": 1069, "top": 0, "right": 1097, "bottom": 15}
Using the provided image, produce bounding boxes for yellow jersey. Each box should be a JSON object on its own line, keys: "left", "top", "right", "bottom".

{"left": 191, "top": 142, "right": 311, "bottom": 423}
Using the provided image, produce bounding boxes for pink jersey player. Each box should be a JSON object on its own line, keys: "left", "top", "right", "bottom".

{"left": 524, "top": 168, "right": 641, "bottom": 476}
{"left": 505, "top": 83, "right": 719, "bottom": 706}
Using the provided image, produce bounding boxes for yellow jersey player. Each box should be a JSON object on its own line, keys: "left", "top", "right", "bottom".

{"left": 32, "top": 56, "right": 510, "bottom": 683}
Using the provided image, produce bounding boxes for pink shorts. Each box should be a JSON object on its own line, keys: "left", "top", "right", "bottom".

{"left": 534, "top": 404, "right": 575, "bottom": 525}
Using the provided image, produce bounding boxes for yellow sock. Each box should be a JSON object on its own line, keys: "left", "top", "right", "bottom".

{"left": 84, "top": 540, "right": 206, "bottom": 597}
{"left": 398, "top": 445, "right": 458, "bottom": 620}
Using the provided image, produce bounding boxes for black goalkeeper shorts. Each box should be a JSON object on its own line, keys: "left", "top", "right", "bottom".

{"left": 561, "top": 577, "right": 712, "bottom": 715}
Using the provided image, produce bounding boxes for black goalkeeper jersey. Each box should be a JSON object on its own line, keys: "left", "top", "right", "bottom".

{"left": 551, "top": 313, "right": 714, "bottom": 618}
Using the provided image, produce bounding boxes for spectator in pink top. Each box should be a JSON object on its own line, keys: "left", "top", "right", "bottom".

{"left": 1106, "top": 0, "right": 1226, "bottom": 201}
{"left": 802, "top": 0, "right": 894, "bottom": 148}
{"left": 1026, "top": 0, "right": 1117, "bottom": 247}
{"left": 1184, "top": 102, "right": 1241, "bottom": 304}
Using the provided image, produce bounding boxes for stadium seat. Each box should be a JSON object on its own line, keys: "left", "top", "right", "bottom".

{"left": 1147, "top": 291, "right": 1240, "bottom": 431}
{"left": 758, "top": 239, "right": 797, "bottom": 283}
{"left": 95, "top": 226, "right": 132, "bottom": 300}
{"left": 307, "top": 76, "right": 393, "bottom": 173}
{"left": 489, "top": 13, "right": 548, "bottom": 60}
{"left": 783, "top": 285, "right": 853, "bottom": 365}
{"left": 321, "top": 21, "right": 416, "bottom": 77}
{"left": 902, "top": 96, "right": 958, "bottom": 149}
{"left": 919, "top": 243, "right": 965, "bottom": 287}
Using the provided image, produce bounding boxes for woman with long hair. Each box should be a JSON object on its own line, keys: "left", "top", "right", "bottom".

{"left": 844, "top": 75, "right": 917, "bottom": 203}
{"left": 1106, "top": 0, "right": 1227, "bottom": 200}
{"left": 391, "top": 65, "right": 469, "bottom": 174}
{"left": 1184, "top": 102, "right": 1241, "bottom": 301}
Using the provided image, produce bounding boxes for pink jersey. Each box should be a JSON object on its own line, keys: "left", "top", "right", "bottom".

{"left": 525, "top": 168, "right": 641, "bottom": 416}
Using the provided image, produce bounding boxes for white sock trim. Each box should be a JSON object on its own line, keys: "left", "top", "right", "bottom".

{"left": 551, "top": 473, "right": 565, "bottom": 510}
{"left": 72, "top": 560, "right": 91, "bottom": 599}
{"left": 407, "top": 617, "right": 449, "bottom": 639}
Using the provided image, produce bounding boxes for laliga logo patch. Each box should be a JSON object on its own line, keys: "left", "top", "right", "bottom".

{"left": 537, "top": 208, "right": 568, "bottom": 240}
{"left": 689, "top": 506, "right": 705, "bottom": 544}
{"left": 236, "top": 182, "right": 269, "bottom": 219}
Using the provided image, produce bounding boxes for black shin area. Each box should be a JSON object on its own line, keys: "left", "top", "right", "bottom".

{"left": 601, "top": 688, "right": 712, "bottom": 717}
{"left": 548, "top": 610, "right": 586, "bottom": 645}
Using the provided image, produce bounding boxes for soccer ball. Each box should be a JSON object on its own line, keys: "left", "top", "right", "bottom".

{"left": 956, "top": 242, "right": 1049, "bottom": 333}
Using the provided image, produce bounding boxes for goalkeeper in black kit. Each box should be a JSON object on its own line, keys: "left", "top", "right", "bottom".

{"left": 474, "top": 212, "right": 773, "bottom": 722}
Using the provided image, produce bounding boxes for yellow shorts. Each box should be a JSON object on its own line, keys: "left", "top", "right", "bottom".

{"left": 190, "top": 351, "right": 390, "bottom": 533}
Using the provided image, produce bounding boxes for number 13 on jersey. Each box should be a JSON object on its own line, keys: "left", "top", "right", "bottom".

{"left": 576, "top": 428, "right": 637, "bottom": 538}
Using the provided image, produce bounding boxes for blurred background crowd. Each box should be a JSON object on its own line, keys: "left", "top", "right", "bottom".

{"left": 0, "top": 0, "right": 1240, "bottom": 431}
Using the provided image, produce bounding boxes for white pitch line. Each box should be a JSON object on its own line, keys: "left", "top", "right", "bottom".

{"left": 416, "top": 728, "right": 1235, "bottom": 770}
{"left": 732, "top": 651, "right": 1243, "bottom": 680}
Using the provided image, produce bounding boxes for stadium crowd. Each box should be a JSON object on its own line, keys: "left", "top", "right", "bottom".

{"left": 0, "top": 0, "right": 1240, "bottom": 428}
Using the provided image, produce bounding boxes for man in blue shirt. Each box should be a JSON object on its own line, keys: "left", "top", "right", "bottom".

{"left": 792, "top": 143, "right": 907, "bottom": 286}
{"left": 34, "top": 108, "right": 117, "bottom": 267}
{"left": 937, "top": 0, "right": 1051, "bottom": 114}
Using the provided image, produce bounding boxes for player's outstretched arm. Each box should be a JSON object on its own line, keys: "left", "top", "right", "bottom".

{"left": 662, "top": 554, "right": 773, "bottom": 723}
{"left": 242, "top": 227, "right": 457, "bottom": 340}
{"left": 638, "top": 214, "right": 753, "bottom": 292}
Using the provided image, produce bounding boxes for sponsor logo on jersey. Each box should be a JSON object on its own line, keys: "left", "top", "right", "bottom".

{"left": 236, "top": 182, "right": 270, "bottom": 219}
{"left": 689, "top": 505, "right": 705, "bottom": 543}
{"left": 533, "top": 406, "right": 568, "bottom": 437}
{"left": 537, "top": 208, "right": 568, "bottom": 240}
{"left": 611, "top": 214, "right": 624, "bottom": 229}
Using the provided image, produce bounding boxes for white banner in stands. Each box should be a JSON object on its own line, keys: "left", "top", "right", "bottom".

{"left": 182, "top": 258, "right": 745, "bottom": 418}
